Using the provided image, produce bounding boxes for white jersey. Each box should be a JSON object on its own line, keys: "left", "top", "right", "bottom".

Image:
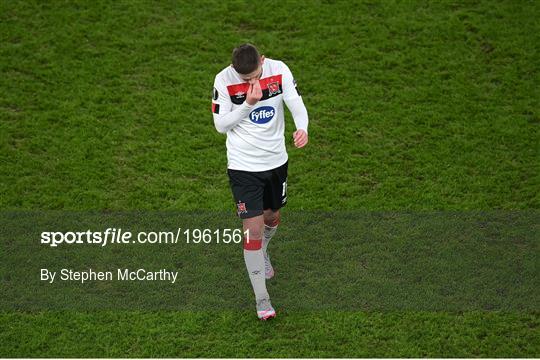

{"left": 212, "top": 58, "right": 305, "bottom": 172}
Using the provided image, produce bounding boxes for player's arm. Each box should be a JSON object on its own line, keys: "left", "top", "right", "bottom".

{"left": 212, "top": 76, "right": 261, "bottom": 134}
{"left": 281, "top": 62, "right": 309, "bottom": 148}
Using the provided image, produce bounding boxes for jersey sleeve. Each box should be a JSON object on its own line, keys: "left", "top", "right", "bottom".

{"left": 285, "top": 96, "right": 309, "bottom": 133}
{"left": 212, "top": 72, "right": 254, "bottom": 133}
{"left": 280, "top": 61, "right": 308, "bottom": 133}
{"left": 280, "top": 61, "right": 301, "bottom": 102}
{"left": 212, "top": 74, "right": 232, "bottom": 119}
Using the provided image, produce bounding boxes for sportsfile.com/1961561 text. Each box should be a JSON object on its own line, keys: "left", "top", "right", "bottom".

{"left": 40, "top": 228, "right": 250, "bottom": 247}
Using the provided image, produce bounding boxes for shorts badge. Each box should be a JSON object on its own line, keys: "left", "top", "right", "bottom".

{"left": 237, "top": 201, "right": 247, "bottom": 215}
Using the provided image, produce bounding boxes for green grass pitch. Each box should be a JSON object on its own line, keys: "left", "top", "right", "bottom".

{"left": 0, "top": 0, "right": 538, "bottom": 357}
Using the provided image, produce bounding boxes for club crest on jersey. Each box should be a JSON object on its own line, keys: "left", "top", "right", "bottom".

{"left": 249, "top": 106, "right": 275, "bottom": 124}
{"left": 267, "top": 81, "right": 281, "bottom": 96}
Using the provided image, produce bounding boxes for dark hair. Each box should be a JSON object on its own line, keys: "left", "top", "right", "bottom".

{"left": 232, "top": 44, "right": 260, "bottom": 75}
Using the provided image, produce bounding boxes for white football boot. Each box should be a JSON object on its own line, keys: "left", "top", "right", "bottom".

{"left": 256, "top": 298, "right": 276, "bottom": 320}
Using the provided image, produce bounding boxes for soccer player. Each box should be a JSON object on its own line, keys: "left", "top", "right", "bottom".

{"left": 211, "top": 44, "right": 309, "bottom": 320}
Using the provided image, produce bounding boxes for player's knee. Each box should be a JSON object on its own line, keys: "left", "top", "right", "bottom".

{"left": 243, "top": 225, "right": 262, "bottom": 250}
{"left": 245, "top": 225, "right": 262, "bottom": 240}
{"left": 242, "top": 215, "right": 263, "bottom": 249}
{"left": 264, "top": 210, "right": 280, "bottom": 227}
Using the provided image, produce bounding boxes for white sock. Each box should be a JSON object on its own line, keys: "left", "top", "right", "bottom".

{"left": 263, "top": 225, "right": 278, "bottom": 254}
{"left": 243, "top": 240, "right": 268, "bottom": 301}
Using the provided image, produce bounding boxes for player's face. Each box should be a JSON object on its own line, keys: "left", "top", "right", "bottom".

{"left": 240, "top": 66, "right": 262, "bottom": 84}
{"left": 239, "top": 56, "right": 264, "bottom": 84}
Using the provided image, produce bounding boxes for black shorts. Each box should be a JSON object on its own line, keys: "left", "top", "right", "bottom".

{"left": 228, "top": 161, "right": 288, "bottom": 219}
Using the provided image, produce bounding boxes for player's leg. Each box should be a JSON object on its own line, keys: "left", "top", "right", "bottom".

{"left": 228, "top": 169, "right": 275, "bottom": 320}
{"left": 261, "top": 161, "right": 288, "bottom": 280}
{"left": 262, "top": 209, "right": 280, "bottom": 279}
{"left": 242, "top": 214, "right": 275, "bottom": 320}
{"left": 263, "top": 209, "right": 280, "bottom": 252}
{"left": 242, "top": 214, "right": 268, "bottom": 300}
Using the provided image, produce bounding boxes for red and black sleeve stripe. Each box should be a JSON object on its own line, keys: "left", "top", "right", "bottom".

{"left": 226, "top": 75, "right": 283, "bottom": 105}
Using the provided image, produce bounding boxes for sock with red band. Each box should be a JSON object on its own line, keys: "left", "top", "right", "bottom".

{"left": 243, "top": 238, "right": 268, "bottom": 301}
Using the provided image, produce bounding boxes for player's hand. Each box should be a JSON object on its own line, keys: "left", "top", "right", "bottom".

{"left": 246, "top": 80, "right": 262, "bottom": 105}
{"left": 293, "top": 129, "right": 308, "bottom": 148}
